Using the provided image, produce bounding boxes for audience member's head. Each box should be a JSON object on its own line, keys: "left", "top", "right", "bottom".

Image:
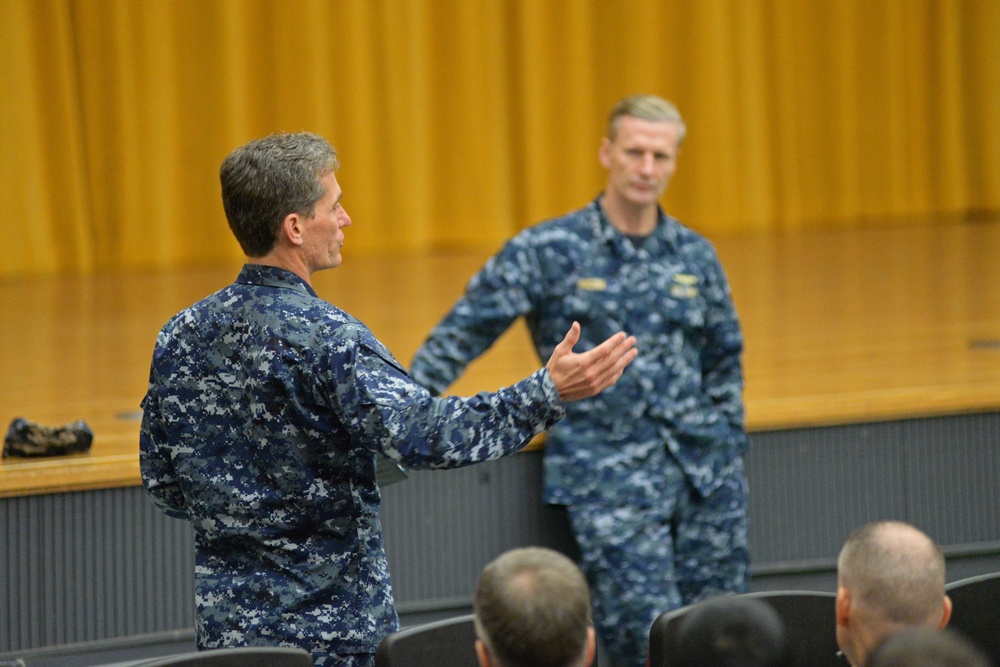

{"left": 836, "top": 521, "right": 952, "bottom": 666}
{"left": 669, "top": 595, "right": 793, "bottom": 667}
{"left": 866, "top": 627, "right": 991, "bottom": 667}
{"left": 473, "top": 547, "right": 595, "bottom": 667}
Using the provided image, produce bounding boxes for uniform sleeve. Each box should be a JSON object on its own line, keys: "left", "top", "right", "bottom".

{"left": 333, "top": 324, "right": 564, "bottom": 470}
{"left": 138, "top": 356, "right": 189, "bottom": 520}
{"left": 699, "top": 250, "right": 748, "bottom": 448}
{"left": 409, "top": 237, "right": 540, "bottom": 394}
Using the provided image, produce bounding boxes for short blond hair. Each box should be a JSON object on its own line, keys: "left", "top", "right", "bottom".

{"left": 606, "top": 94, "right": 686, "bottom": 143}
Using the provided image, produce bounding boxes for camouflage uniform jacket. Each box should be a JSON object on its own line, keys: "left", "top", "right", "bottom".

{"left": 410, "top": 197, "right": 748, "bottom": 507}
{"left": 139, "top": 264, "right": 565, "bottom": 659}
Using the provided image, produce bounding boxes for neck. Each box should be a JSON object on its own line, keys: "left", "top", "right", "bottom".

{"left": 600, "top": 192, "right": 658, "bottom": 236}
{"left": 852, "top": 618, "right": 900, "bottom": 667}
{"left": 247, "top": 253, "right": 312, "bottom": 286}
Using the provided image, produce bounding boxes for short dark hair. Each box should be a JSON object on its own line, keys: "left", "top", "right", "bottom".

{"left": 474, "top": 547, "right": 592, "bottom": 667}
{"left": 219, "top": 132, "right": 338, "bottom": 257}
{"left": 867, "top": 627, "right": 991, "bottom": 667}
{"left": 672, "top": 596, "right": 792, "bottom": 667}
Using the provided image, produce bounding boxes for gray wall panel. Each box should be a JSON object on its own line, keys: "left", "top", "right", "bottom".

{"left": 900, "top": 414, "right": 1000, "bottom": 546}
{"left": 744, "top": 424, "right": 908, "bottom": 566}
{"left": 379, "top": 453, "right": 565, "bottom": 610}
{"left": 1, "top": 488, "right": 194, "bottom": 652}
{"left": 744, "top": 413, "right": 1000, "bottom": 569}
{"left": 3, "top": 411, "right": 999, "bottom": 655}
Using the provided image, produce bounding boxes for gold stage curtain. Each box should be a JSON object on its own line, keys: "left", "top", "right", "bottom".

{"left": 1, "top": 0, "right": 998, "bottom": 276}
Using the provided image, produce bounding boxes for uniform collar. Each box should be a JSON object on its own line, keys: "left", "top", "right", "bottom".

{"left": 236, "top": 263, "right": 319, "bottom": 298}
{"left": 588, "top": 195, "right": 678, "bottom": 256}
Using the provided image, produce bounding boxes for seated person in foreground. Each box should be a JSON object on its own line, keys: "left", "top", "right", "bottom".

{"left": 666, "top": 595, "right": 792, "bottom": 667}
{"left": 474, "top": 547, "right": 596, "bottom": 667}
{"left": 835, "top": 521, "right": 953, "bottom": 667}
{"left": 865, "top": 627, "right": 991, "bottom": 667}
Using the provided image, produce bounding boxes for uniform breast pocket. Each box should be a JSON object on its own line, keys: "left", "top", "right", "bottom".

{"left": 662, "top": 292, "right": 706, "bottom": 330}
{"left": 554, "top": 278, "right": 624, "bottom": 334}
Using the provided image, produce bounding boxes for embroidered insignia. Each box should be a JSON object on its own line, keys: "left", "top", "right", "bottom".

{"left": 670, "top": 273, "right": 699, "bottom": 298}
{"left": 576, "top": 278, "right": 608, "bottom": 291}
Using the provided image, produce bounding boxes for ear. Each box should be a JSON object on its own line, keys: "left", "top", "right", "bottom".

{"left": 281, "top": 212, "right": 305, "bottom": 247}
{"left": 836, "top": 586, "right": 851, "bottom": 627}
{"left": 583, "top": 626, "right": 597, "bottom": 667}
{"left": 475, "top": 639, "right": 491, "bottom": 667}
{"left": 939, "top": 594, "right": 953, "bottom": 628}
{"left": 598, "top": 137, "right": 612, "bottom": 169}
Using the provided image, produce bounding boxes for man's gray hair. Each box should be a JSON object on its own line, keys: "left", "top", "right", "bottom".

{"left": 838, "top": 521, "right": 947, "bottom": 625}
{"left": 606, "top": 94, "right": 687, "bottom": 144}
{"left": 220, "top": 132, "right": 338, "bottom": 257}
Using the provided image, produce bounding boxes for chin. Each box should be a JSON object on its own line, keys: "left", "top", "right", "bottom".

{"left": 628, "top": 186, "right": 662, "bottom": 200}
{"left": 627, "top": 194, "right": 660, "bottom": 208}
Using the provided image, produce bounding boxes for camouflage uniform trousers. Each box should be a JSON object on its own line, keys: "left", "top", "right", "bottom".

{"left": 321, "top": 652, "right": 373, "bottom": 667}
{"left": 296, "top": 647, "right": 373, "bottom": 667}
{"left": 566, "top": 455, "right": 749, "bottom": 667}
{"left": 202, "top": 641, "right": 374, "bottom": 667}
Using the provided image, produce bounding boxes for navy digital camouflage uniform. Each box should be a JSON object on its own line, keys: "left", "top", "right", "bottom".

{"left": 139, "top": 264, "right": 565, "bottom": 667}
{"left": 409, "top": 197, "right": 750, "bottom": 667}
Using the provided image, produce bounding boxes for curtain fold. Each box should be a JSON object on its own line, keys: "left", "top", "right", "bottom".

{"left": 1, "top": 0, "right": 998, "bottom": 276}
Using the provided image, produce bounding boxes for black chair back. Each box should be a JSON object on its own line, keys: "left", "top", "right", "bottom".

{"left": 649, "top": 590, "right": 841, "bottom": 667}
{"left": 375, "top": 614, "right": 479, "bottom": 667}
{"left": 946, "top": 571, "right": 1000, "bottom": 666}
{"left": 131, "top": 647, "right": 313, "bottom": 667}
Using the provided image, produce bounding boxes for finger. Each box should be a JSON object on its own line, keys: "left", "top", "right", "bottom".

{"left": 595, "top": 337, "right": 638, "bottom": 384}
{"left": 611, "top": 344, "right": 639, "bottom": 378}
{"left": 583, "top": 330, "right": 627, "bottom": 361}
{"left": 554, "top": 321, "right": 582, "bottom": 356}
{"left": 583, "top": 332, "right": 632, "bottom": 370}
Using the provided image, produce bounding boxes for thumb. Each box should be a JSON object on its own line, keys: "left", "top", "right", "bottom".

{"left": 554, "top": 321, "right": 581, "bottom": 357}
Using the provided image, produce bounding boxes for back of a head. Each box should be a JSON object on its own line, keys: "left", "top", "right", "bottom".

{"left": 866, "top": 627, "right": 992, "bottom": 667}
{"left": 672, "top": 596, "right": 792, "bottom": 667}
{"left": 838, "top": 521, "right": 947, "bottom": 626}
{"left": 219, "top": 131, "right": 338, "bottom": 257}
{"left": 474, "top": 547, "right": 592, "bottom": 667}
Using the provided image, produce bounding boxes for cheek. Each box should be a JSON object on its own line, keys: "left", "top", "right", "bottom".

{"left": 659, "top": 164, "right": 677, "bottom": 181}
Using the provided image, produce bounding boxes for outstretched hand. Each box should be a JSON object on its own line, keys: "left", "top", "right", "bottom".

{"left": 545, "top": 322, "right": 638, "bottom": 402}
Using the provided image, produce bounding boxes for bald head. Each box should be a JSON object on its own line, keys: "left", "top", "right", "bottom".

{"left": 838, "top": 521, "right": 947, "bottom": 625}
{"left": 836, "top": 521, "right": 952, "bottom": 667}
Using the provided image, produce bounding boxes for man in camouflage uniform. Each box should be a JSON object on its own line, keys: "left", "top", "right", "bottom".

{"left": 409, "top": 95, "right": 750, "bottom": 667}
{"left": 139, "top": 132, "right": 637, "bottom": 667}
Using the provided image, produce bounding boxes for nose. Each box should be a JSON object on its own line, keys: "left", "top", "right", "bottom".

{"left": 339, "top": 207, "right": 352, "bottom": 227}
{"left": 638, "top": 152, "right": 655, "bottom": 174}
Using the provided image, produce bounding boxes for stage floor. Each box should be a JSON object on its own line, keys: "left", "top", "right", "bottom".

{"left": 2, "top": 219, "right": 999, "bottom": 496}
